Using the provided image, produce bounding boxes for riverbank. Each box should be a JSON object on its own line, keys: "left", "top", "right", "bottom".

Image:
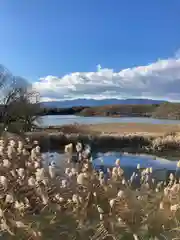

{"left": 35, "top": 122, "right": 180, "bottom": 136}
{"left": 84, "top": 122, "right": 180, "bottom": 136}
{"left": 24, "top": 123, "right": 180, "bottom": 158}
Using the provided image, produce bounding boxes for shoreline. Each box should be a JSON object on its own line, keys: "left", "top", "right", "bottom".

{"left": 35, "top": 122, "right": 180, "bottom": 135}
{"left": 2, "top": 122, "right": 180, "bottom": 158}
{"left": 39, "top": 101, "right": 180, "bottom": 120}
{"left": 23, "top": 123, "right": 180, "bottom": 159}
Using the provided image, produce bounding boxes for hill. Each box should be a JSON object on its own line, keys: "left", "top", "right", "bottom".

{"left": 79, "top": 104, "right": 158, "bottom": 117}
{"left": 79, "top": 102, "right": 180, "bottom": 120}
{"left": 41, "top": 98, "right": 166, "bottom": 108}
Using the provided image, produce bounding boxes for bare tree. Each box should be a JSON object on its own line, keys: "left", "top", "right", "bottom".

{"left": 0, "top": 64, "right": 41, "bottom": 134}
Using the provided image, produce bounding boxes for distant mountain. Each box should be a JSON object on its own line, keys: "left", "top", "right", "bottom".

{"left": 41, "top": 98, "right": 167, "bottom": 108}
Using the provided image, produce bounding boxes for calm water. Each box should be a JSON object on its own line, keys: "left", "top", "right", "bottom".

{"left": 94, "top": 152, "right": 177, "bottom": 170}
{"left": 93, "top": 152, "right": 178, "bottom": 180}
{"left": 38, "top": 115, "right": 180, "bottom": 127}
{"left": 42, "top": 151, "right": 178, "bottom": 180}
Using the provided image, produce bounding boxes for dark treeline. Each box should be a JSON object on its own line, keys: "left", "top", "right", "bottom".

{"left": 35, "top": 102, "right": 180, "bottom": 120}
{"left": 2, "top": 102, "right": 180, "bottom": 122}
{"left": 78, "top": 104, "right": 157, "bottom": 117}
{"left": 38, "top": 106, "right": 89, "bottom": 116}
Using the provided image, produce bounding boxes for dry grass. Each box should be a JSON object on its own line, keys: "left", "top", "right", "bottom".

{"left": 35, "top": 123, "right": 180, "bottom": 137}
{"left": 26, "top": 123, "right": 180, "bottom": 153}
{"left": 35, "top": 124, "right": 95, "bottom": 134}
{"left": 86, "top": 123, "right": 180, "bottom": 136}
{"left": 0, "top": 136, "right": 180, "bottom": 239}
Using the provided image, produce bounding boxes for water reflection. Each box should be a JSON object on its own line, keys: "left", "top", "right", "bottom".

{"left": 93, "top": 152, "right": 178, "bottom": 181}
{"left": 42, "top": 151, "right": 177, "bottom": 173}
{"left": 42, "top": 152, "right": 65, "bottom": 171}
{"left": 94, "top": 152, "right": 177, "bottom": 170}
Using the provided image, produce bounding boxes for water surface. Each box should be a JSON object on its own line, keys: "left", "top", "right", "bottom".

{"left": 42, "top": 151, "right": 178, "bottom": 180}
{"left": 38, "top": 115, "right": 180, "bottom": 127}
{"left": 93, "top": 152, "right": 177, "bottom": 170}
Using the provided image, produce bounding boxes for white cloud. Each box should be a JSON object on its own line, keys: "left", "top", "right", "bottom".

{"left": 33, "top": 54, "right": 180, "bottom": 102}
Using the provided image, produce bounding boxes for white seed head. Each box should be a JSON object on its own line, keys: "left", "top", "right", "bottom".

{"left": 9, "top": 140, "right": 16, "bottom": 147}
{"left": 117, "top": 190, "right": 125, "bottom": 198}
{"left": 3, "top": 159, "right": 11, "bottom": 168}
{"left": 155, "top": 188, "right": 159, "bottom": 193}
{"left": 65, "top": 168, "right": 70, "bottom": 175}
{"left": 10, "top": 170, "right": 16, "bottom": 178}
{"left": 35, "top": 168, "right": 45, "bottom": 182}
{"left": 100, "top": 213, "right": 103, "bottom": 220}
{"left": 0, "top": 176, "right": 8, "bottom": 189}
{"left": 5, "top": 193, "right": 14, "bottom": 203}
{"left": 97, "top": 205, "right": 104, "bottom": 214}
{"left": 14, "top": 201, "right": 25, "bottom": 211}
{"left": 28, "top": 176, "right": 36, "bottom": 186}
{"left": 170, "top": 204, "right": 179, "bottom": 212}
{"left": 15, "top": 221, "right": 26, "bottom": 228}
{"left": 59, "top": 197, "right": 64, "bottom": 203}
{"left": 72, "top": 194, "right": 78, "bottom": 203}
{"left": 61, "top": 179, "right": 67, "bottom": 188}
{"left": 159, "top": 202, "right": 164, "bottom": 210}
{"left": 41, "top": 194, "right": 49, "bottom": 205}
{"left": 22, "top": 148, "right": 28, "bottom": 156}
{"left": 35, "top": 146, "right": 41, "bottom": 153}
{"left": 33, "top": 140, "right": 39, "bottom": 145}
{"left": 17, "top": 168, "right": 25, "bottom": 177}
{"left": 71, "top": 168, "right": 77, "bottom": 175}
{"left": 34, "top": 161, "right": 40, "bottom": 169}
{"left": 109, "top": 199, "right": 115, "bottom": 208}
{"left": 48, "top": 165, "right": 56, "bottom": 179}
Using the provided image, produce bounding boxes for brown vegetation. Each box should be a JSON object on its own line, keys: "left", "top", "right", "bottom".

{"left": 0, "top": 138, "right": 180, "bottom": 239}
{"left": 79, "top": 104, "right": 156, "bottom": 117}
{"left": 78, "top": 102, "right": 180, "bottom": 120}
{"left": 30, "top": 101, "right": 180, "bottom": 121}
{"left": 35, "top": 122, "right": 180, "bottom": 137}
{"left": 0, "top": 65, "right": 40, "bottom": 133}
{"left": 86, "top": 122, "right": 180, "bottom": 136}
{"left": 26, "top": 123, "right": 180, "bottom": 157}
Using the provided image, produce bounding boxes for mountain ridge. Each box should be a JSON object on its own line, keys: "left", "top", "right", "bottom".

{"left": 41, "top": 98, "right": 167, "bottom": 108}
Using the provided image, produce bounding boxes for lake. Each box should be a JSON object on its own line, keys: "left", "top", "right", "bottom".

{"left": 40, "top": 115, "right": 180, "bottom": 180}
{"left": 42, "top": 151, "right": 178, "bottom": 181}
{"left": 38, "top": 115, "right": 180, "bottom": 127}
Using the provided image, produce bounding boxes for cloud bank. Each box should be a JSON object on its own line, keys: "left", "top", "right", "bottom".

{"left": 33, "top": 54, "right": 180, "bottom": 102}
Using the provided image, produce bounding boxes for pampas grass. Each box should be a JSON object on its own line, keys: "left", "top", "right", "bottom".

{"left": 0, "top": 137, "right": 179, "bottom": 239}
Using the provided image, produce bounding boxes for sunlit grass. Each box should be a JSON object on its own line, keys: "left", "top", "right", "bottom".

{"left": 0, "top": 136, "right": 179, "bottom": 239}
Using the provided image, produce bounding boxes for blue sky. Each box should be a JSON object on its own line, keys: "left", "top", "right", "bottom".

{"left": 1, "top": 0, "right": 180, "bottom": 101}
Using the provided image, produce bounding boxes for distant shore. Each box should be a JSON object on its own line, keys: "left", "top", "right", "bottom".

{"left": 38, "top": 102, "right": 180, "bottom": 120}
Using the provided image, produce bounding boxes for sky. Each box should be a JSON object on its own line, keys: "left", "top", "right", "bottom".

{"left": 1, "top": 0, "right": 180, "bottom": 101}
